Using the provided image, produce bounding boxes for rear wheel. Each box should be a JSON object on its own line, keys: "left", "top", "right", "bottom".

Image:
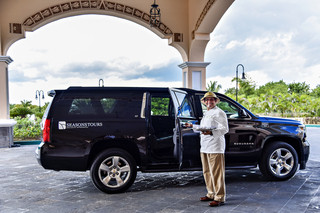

{"left": 90, "top": 148, "right": 137, "bottom": 193}
{"left": 259, "top": 142, "right": 298, "bottom": 180}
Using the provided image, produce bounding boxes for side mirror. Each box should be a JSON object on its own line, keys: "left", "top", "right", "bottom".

{"left": 239, "top": 109, "right": 248, "bottom": 118}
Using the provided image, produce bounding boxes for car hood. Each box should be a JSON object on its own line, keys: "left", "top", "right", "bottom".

{"left": 256, "top": 116, "right": 302, "bottom": 125}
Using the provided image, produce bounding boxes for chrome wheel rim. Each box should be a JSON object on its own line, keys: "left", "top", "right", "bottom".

{"left": 269, "top": 148, "right": 294, "bottom": 177}
{"left": 98, "top": 156, "right": 131, "bottom": 188}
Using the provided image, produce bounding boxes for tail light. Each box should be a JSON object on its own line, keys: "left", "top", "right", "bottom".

{"left": 42, "top": 119, "right": 51, "bottom": 142}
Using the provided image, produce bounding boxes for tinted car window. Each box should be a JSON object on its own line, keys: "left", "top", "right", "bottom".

{"left": 69, "top": 98, "right": 96, "bottom": 115}
{"left": 56, "top": 92, "right": 143, "bottom": 119}
{"left": 217, "top": 100, "right": 239, "bottom": 118}
{"left": 100, "top": 98, "right": 117, "bottom": 114}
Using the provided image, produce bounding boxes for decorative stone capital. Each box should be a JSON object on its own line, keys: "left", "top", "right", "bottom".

{"left": 178, "top": 62, "right": 210, "bottom": 69}
{"left": 0, "top": 56, "right": 13, "bottom": 64}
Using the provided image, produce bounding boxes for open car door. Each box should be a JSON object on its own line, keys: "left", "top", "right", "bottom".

{"left": 169, "top": 88, "right": 202, "bottom": 169}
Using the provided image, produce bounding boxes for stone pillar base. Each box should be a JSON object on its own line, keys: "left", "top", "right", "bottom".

{"left": 0, "top": 119, "right": 17, "bottom": 148}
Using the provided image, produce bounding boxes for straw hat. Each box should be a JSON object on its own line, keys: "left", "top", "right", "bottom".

{"left": 201, "top": 91, "right": 220, "bottom": 103}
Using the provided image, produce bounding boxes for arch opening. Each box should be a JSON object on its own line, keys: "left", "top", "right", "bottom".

{"left": 7, "top": 14, "right": 182, "bottom": 104}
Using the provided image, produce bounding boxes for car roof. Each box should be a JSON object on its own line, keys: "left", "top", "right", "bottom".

{"left": 50, "top": 87, "right": 225, "bottom": 98}
{"left": 49, "top": 86, "right": 175, "bottom": 96}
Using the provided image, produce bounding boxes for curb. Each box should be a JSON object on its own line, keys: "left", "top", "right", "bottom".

{"left": 306, "top": 124, "right": 320, "bottom": 127}
{"left": 14, "top": 140, "right": 41, "bottom": 145}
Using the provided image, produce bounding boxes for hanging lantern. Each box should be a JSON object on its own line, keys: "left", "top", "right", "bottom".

{"left": 150, "top": 0, "right": 161, "bottom": 27}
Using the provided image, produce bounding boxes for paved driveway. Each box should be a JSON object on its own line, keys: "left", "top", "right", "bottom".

{"left": 1, "top": 128, "right": 319, "bottom": 213}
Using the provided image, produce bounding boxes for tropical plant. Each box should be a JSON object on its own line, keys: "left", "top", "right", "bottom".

{"left": 13, "top": 116, "right": 42, "bottom": 140}
{"left": 288, "top": 82, "right": 310, "bottom": 95}
{"left": 255, "top": 80, "right": 288, "bottom": 96}
{"left": 10, "top": 105, "right": 33, "bottom": 118}
{"left": 207, "top": 80, "right": 222, "bottom": 92}
{"left": 310, "top": 85, "right": 320, "bottom": 97}
{"left": 223, "top": 79, "right": 320, "bottom": 118}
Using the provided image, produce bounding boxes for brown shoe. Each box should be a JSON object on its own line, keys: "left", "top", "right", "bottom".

{"left": 200, "top": 196, "right": 213, "bottom": 201}
{"left": 209, "top": 200, "right": 225, "bottom": 207}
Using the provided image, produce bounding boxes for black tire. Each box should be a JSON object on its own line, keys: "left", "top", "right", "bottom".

{"left": 259, "top": 142, "right": 298, "bottom": 181}
{"left": 90, "top": 148, "right": 137, "bottom": 193}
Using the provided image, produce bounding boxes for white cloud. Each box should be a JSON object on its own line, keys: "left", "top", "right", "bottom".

{"left": 205, "top": 0, "right": 320, "bottom": 91}
{"left": 245, "top": 71, "right": 271, "bottom": 87}
{"left": 225, "top": 40, "right": 239, "bottom": 50}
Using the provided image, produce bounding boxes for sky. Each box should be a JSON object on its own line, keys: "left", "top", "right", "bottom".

{"left": 7, "top": 0, "right": 320, "bottom": 105}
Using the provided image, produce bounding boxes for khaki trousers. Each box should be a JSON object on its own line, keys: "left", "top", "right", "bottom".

{"left": 200, "top": 152, "right": 226, "bottom": 202}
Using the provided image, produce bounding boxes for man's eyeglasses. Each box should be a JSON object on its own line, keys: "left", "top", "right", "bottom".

{"left": 205, "top": 98, "right": 216, "bottom": 102}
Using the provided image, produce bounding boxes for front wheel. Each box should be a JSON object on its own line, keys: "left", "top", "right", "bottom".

{"left": 90, "top": 148, "right": 137, "bottom": 193}
{"left": 259, "top": 142, "right": 298, "bottom": 180}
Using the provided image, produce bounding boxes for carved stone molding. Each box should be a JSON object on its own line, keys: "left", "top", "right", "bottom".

{"left": 22, "top": 0, "right": 173, "bottom": 36}
{"left": 194, "top": 0, "right": 216, "bottom": 33}
{"left": 0, "top": 56, "right": 14, "bottom": 64}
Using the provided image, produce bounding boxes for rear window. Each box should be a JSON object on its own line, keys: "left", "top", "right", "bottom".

{"left": 52, "top": 92, "right": 143, "bottom": 119}
{"left": 69, "top": 98, "right": 96, "bottom": 115}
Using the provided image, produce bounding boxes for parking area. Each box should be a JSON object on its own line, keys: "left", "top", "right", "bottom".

{"left": 1, "top": 127, "right": 319, "bottom": 213}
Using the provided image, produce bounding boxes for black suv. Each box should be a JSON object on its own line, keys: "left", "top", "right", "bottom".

{"left": 36, "top": 87, "right": 310, "bottom": 193}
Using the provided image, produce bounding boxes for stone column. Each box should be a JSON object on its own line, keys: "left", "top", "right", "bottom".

{"left": 0, "top": 56, "right": 16, "bottom": 148}
{"left": 178, "top": 62, "right": 210, "bottom": 91}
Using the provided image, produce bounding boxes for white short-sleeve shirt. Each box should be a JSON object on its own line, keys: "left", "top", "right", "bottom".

{"left": 200, "top": 106, "right": 229, "bottom": 154}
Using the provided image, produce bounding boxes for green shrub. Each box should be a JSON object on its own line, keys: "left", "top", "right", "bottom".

{"left": 13, "top": 116, "right": 42, "bottom": 140}
{"left": 10, "top": 107, "right": 33, "bottom": 118}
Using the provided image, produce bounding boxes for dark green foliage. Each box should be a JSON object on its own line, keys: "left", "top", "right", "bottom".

{"left": 10, "top": 107, "right": 33, "bottom": 118}
{"left": 255, "top": 80, "right": 288, "bottom": 96}
{"left": 288, "top": 82, "right": 310, "bottom": 94}
{"left": 310, "top": 85, "right": 320, "bottom": 97}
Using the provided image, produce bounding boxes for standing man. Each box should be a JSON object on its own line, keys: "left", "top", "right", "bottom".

{"left": 186, "top": 91, "right": 228, "bottom": 207}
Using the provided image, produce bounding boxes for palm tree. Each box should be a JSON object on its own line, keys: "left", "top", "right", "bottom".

{"left": 207, "top": 81, "right": 222, "bottom": 92}
{"left": 20, "top": 100, "right": 32, "bottom": 107}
